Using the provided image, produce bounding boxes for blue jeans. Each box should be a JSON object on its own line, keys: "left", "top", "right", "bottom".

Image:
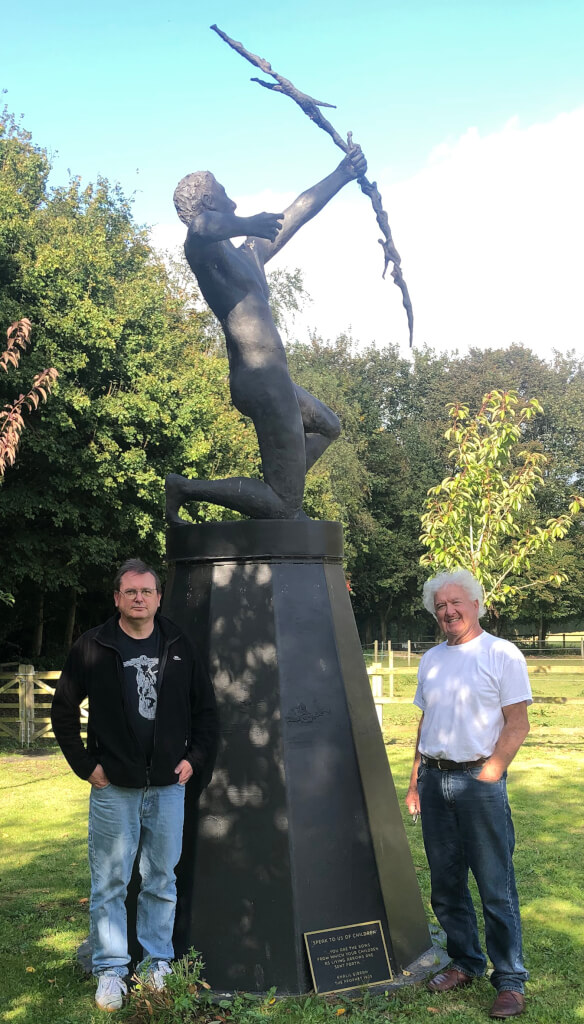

{"left": 88, "top": 782, "right": 186, "bottom": 976}
{"left": 418, "top": 762, "right": 528, "bottom": 993}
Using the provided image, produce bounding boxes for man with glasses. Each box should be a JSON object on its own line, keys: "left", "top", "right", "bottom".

{"left": 52, "top": 558, "right": 218, "bottom": 1012}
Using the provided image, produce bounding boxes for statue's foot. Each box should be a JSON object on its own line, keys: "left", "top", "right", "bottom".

{"left": 165, "top": 473, "right": 190, "bottom": 525}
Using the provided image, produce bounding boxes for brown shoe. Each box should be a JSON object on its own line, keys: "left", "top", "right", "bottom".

{"left": 490, "top": 990, "right": 525, "bottom": 1018}
{"left": 427, "top": 967, "right": 474, "bottom": 992}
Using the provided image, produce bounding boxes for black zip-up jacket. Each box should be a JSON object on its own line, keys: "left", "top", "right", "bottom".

{"left": 51, "top": 613, "right": 218, "bottom": 788}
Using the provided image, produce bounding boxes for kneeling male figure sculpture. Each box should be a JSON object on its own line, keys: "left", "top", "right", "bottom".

{"left": 166, "top": 145, "right": 367, "bottom": 521}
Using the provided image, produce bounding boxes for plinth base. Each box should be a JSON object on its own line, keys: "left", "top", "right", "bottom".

{"left": 164, "top": 520, "right": 430, "bottom": 994}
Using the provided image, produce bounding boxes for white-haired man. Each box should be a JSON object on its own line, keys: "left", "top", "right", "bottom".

{"left": 405, "top": 569, "right": 532, "bottom": 1019}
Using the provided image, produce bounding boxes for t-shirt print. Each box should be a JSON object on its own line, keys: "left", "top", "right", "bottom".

{"left": 123, "top": 655, "right": 159, "bottom": 720}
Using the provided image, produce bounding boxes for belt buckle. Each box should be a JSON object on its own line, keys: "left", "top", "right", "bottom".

{"left": 436, "top": 758, "right": 445, "bottom": 770}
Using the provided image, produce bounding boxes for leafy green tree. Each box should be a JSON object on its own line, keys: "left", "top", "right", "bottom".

{"left": 0, "top": 108, "right": 258, "bottom": 658}
{"left": 326, "top": 343, "right": 450, "bottom": 640}
{"left": 514, "top": 538, "right": 584, "bottom": 644}
{"left": 287, "top": 339, "right": 453, "bottom": 640}
{"left": 419, "top": 389, "right": 584, "bottom": 631}
{"left": 268, "top": 267, "right": 311, "bottom": 339}
{"left": 287, "top": 333, "right": 371, "bottom": 531}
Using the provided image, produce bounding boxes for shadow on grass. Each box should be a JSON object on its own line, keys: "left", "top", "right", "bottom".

{"left": 1, "top": 840, "right": 97, "bottom": 1023}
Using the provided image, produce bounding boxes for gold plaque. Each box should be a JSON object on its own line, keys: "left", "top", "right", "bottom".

{"left": 304, "top": 920, "right": 393, "bottom": 994}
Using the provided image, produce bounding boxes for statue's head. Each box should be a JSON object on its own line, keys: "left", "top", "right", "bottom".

{"left": 173, "top": 171, "right": 236, "bottom": 225}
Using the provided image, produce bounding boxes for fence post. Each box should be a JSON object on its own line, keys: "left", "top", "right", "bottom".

{"left": 373, "top": 640, "right": 378, "bottom": 664}
{"left": 18, "top": 664, "right": 35, "bottom": 747}
{"left": 407, "top": 640, "right": 411, "bottom": 667}
{"left": 370, "top": 658, "right": 383, "bottom": 729}
{"left": 25, "top": 664, "right": 35, "bottom": 747}
{"left": 581, "top": 638, "right": 584, "bottom": 660}
{"left": 18, "top": 665, "right": 26, "bottom": 746}
{"left": 388, "top": 649, "right": 394, "bottom": 699}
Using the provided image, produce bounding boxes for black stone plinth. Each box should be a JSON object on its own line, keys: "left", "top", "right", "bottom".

{"left": 164, "top": 520, "right": 430, "bottom": 994}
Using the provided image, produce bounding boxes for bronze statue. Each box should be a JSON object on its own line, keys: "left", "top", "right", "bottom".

{"left": 165, "top": 145, "right": 366, "bottom": 522}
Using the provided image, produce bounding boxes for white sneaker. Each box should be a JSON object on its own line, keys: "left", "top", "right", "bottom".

{"left": 95, "top": 972, "right": 127, "bottom": 1011}
{"left": 150, "top": 960, "right": 172, "bottom": 990}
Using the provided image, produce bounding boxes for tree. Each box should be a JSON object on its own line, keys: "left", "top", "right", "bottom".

{"left": 287, "top": 338, "right": 454, "bottom": 640}
{"left": 0, "top": 107, "right": 259, "bottom": 659}
{"left": 419, "top": 389, "right": 584, "bottom": 631}
{"left": 513, "top": 539, "right": 584, "bottom": 645}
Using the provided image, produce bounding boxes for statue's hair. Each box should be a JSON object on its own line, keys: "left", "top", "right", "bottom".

{"left": 173, "top": 171, "right": 218, "bottom": 225}
{"left": 422, "top": 569, "right": 486, "bottom": 619}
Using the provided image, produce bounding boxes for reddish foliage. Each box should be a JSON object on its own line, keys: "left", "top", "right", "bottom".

{"left": 0, "top": 320, "right": 58, "bottom": 475}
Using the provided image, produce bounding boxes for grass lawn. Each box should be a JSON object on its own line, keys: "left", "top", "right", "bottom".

{"left": 1, "top": 660, "right": 583, "bottom": 1023}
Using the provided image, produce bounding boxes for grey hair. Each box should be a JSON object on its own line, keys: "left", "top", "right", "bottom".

{"left": 173, "top": 171, "right": 218, "bottom": 225}
{"left": 114, "top": 559, "right": 161, "bottom": 593}
{"left": 422, "top": 569, "right": 486, "bottom": 619}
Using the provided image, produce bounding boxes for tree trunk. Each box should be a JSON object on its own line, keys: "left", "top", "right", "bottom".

{"left": 64, "top": 588, "right": 77, "bottom": 651}
{"left": 379, "top": 604, "right": 391, "bottom": 644}
{"left": 487, "top": 607, "right": 504, "bottom": 637}
{"left": 32, "top": 591, "right": 44, "bottom": 658}
{"left": 538, "top": 608, "right": 548, "bottom": 648}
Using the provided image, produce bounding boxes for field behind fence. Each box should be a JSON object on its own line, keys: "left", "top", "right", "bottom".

{"left": 364, "top": 651, "right": 584, "bottom": 727}
{"left": 2, "top": 647, "right": 583, "bottom": 747}
{"left": 363, "top": 631, "right": 584, "bottom": 664}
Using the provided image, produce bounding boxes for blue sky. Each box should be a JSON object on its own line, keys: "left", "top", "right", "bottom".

{"left": 3, "top": 0, "right": 584, "bottom": 354}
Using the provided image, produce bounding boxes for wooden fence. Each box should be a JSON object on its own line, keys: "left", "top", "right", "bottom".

{"left": 364, "top": 637, "right": 584, "bottom": 661}
{"left": 0, "top": 666, "right": 87, "bottom": 747}
{"left": 2, "top": 655, "right": 581, "bottom": 746}
{"left": 366, "top": 655, "right": 415, "bottom": 727}
{"left": 2, "top": 661, "right": 403, "bottom": 744}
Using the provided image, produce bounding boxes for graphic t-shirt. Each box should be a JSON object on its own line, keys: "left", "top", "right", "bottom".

{"left": 117, "top": 623, "right": 162, "bottom": 761}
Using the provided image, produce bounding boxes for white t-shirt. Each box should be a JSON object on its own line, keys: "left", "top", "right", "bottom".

{"left": 414, "top": 631, "right": 532, "bottom": 762}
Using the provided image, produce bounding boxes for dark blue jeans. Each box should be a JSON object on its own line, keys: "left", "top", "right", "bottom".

{"left": 418, "top": 761, "right": 528, "bottom": 993}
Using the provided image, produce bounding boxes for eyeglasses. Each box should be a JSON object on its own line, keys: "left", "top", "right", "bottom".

{"left": 119, "top": 588, "right": 158, "bottom": 598}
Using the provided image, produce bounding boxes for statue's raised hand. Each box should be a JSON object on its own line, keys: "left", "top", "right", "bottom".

{"left": 338, "top": 144, "right": 367, "bottom": 181}
{"left": 247, "top": 211, "right": 284, "bottom": 241}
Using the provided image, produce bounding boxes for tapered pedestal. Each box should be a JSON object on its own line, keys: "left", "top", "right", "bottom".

{"left": 164, "top": 520, "right": 430, "bottom": 994}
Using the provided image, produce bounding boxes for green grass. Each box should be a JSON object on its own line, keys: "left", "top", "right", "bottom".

{"left": 1, "top": 659, "right": 583, "bottom": 1023}
{"left": 0, "top": 749, "right": 97, "bottom": 1021}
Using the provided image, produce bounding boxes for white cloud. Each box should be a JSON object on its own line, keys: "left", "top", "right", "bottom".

{"left": 150, "top": 107, "right": 584, "bottom": 360}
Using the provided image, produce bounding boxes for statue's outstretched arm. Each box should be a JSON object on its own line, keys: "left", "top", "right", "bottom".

{"left": 253, "top": 145, "right": 366, "bottom": 264}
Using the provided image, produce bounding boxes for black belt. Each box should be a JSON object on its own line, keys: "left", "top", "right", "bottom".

{"left": 421, "top": 755, "right": 487, "bottom": 771}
